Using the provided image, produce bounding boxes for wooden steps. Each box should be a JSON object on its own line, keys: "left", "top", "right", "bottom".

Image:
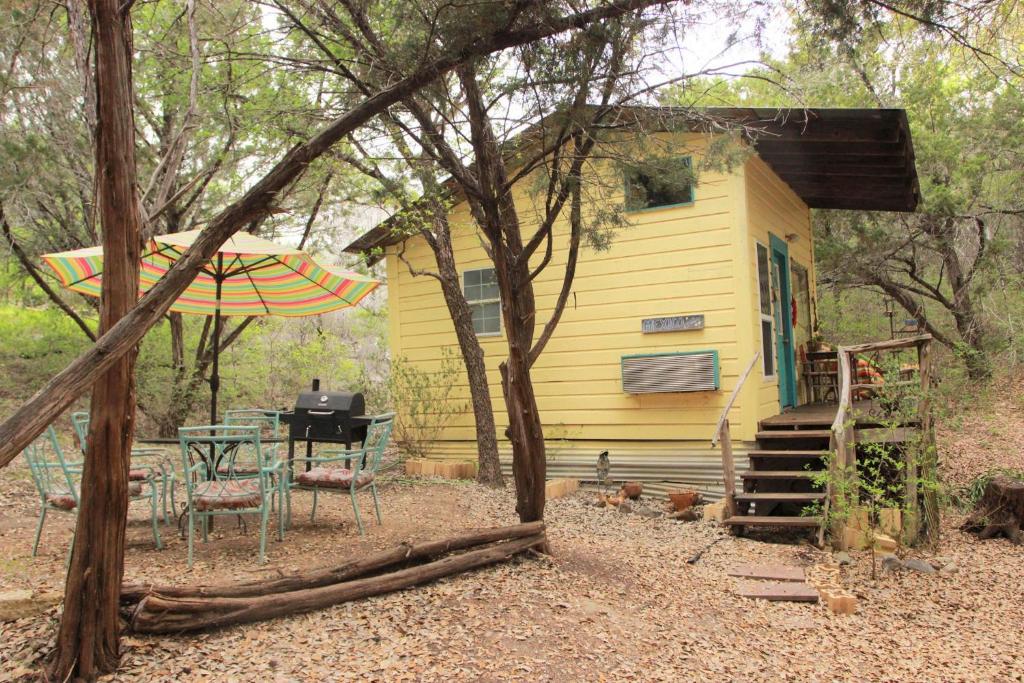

{"left": 741, "top": 470, "right": 818, "bottom": 480}
{"left": 728, "top": 418, "right": 831, "bottom": 536}
{"left": 748, "top": 450, "right": 826, "bottom": 458}
{"left": 734, "top": 492, "right": 826, "bottom": 503}
{"left": 724, "top": 515, "right": 822, "bottom": 528}
{"left": 755, "top": 429, "right": 831, "bottom": 440}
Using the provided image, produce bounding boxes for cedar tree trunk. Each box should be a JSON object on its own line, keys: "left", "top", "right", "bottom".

{"left": 493, "top": 230, "right": 546, "bottom": 522}
{"left": 50, "top": 2, "right": 142, "bottom": 679}
{"left": 427, "top": 224, "right": 503, "bottom": 487}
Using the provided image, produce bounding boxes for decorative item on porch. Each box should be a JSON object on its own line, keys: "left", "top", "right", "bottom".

{"left": 596, "top": 450, "right": 611, "bottom": 492}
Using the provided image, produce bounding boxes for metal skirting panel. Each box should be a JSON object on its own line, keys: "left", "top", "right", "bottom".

{"left": 418, "top": 440, "right": 749, "bottom": 501}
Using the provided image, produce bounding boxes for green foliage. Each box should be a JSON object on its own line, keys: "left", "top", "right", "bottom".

{"left": 0, "top": 305, "right": 93, "bottom": 391}
{"left": 386, "top": 347, "right": 467, "bottom": 459}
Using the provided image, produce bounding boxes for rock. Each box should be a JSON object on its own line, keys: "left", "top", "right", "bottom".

{"left": 0, "top": 590, "right": 62, "bottom": 622}
{"left": 833, "top": 551, "right": 853, "bottom": 566}
{"left": 873, "top": 533, "right": 898, "bottom": 552}
{"left": 669, "top": 509, "right": 699, "bottom": 522}
{"left": 879, "top": 554, "right": 904, "bottom": 572}
{"left": 617, "top": 500, "right": 633, "bottom": 514}
{"left": 904, "top": 558, "right": 937, "bottom": 574}
{"left": 939, "top": 560, "right": 959, "bottom": 575}
{"left": 620, "top": 482, "right": 643, "bottom": 500}
{"left": 636, "top": 508, "right": 661, "bottom": 519}
{"left": 702, "top": 500, "right": 727, "bottom": 523}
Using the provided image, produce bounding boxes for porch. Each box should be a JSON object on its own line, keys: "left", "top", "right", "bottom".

{"left": 713, "top": 334, "right": 938, "bottom": 544}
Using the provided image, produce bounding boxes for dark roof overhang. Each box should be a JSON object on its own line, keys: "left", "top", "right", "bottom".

{"left": 344, "top": 106, "right": 919, "bottom": 256}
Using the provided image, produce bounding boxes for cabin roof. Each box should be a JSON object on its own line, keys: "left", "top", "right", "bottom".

{"left": 343, "top": 106, "right": 919, "bottom": 256}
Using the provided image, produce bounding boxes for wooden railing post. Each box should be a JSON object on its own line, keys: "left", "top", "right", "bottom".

{"left": 720, "top": 419, "right": 736, "bottom": 519}
{"left": 917, "top": 338, "right": 938, "bottom": 543}
{"left": 711, "top": 353, "right": 759, "bottom": 523}
{"left": 825, "top": 347, "right": 855, "bottom": 548}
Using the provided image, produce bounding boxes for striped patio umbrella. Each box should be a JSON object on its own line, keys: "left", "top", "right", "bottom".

{"left": 43, "top": 229, "right": 379, "bottom": 422}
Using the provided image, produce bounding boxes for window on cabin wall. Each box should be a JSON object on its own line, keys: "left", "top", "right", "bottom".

{"left": 623, "top": 156, "right": 694, "bottom": 211}
{"left": 755, "top": 242, "right": 776, "bottom": 377}
{"left": 463, "top": 267, "right": 501, "bottom": 336}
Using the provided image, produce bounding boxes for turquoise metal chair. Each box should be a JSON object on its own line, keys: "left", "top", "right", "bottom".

{"left": 287, "top": 414, "right": 394, "bottom": 534}
{"left": 71, "top": 410, "right": 176, "bottom": 523}
{"left": 178, "top": 425, "right": 286, "bottom": 568}
{"left": 23, "top": 425, "right": 162, "bottom": 557}
{"left": 223, "top": 409, "right": 282, "bottom": 462}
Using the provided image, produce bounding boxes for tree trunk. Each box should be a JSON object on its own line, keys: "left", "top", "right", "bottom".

{"left": 127, "top": 533, "right": 546, "bottom": 633}
{"left": 963, "top": 476, "right": 1024, "bottom": 544}
{"left": 494, "top": 242, "right": 546, "bottom": 524}
{"left": 428, "top": 228, "right": 503, "bottom": 487}
{"left": 122, "top": 522, "right": 542, "bottom": 602}
{"left": 50, "top": 2, "right": 141, "bottom": 679}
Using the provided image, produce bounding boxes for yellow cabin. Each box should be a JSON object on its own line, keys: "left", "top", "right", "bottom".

{"left": 345, "top": 107, "right": 920, "bottom": 502}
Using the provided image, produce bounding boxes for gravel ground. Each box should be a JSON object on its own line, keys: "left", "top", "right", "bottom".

{"left": 2, "top": 380, "right": 1023, "bottom": 683}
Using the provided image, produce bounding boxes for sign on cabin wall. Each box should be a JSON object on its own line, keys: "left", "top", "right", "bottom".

{"left": 641, "top": 314, "right": 705, "bottom": 334}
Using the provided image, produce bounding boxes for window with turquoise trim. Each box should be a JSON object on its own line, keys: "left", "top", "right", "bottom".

{"left": 624, "top": 156, "right": 694, "bottom": 210}
{"left": 756, "top": 242, "right": 776, "bottom": 377}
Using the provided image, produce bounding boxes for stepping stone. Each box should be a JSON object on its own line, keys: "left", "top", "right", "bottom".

{"left": 727, "top": 563, "right": 806, "bottom": 582}
{"left": 736, "top": 581, "right": 820, "bottom": 603}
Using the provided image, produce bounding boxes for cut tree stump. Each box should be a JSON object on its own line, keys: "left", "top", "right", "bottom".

{"left": 963, "top": 476, "right": 1024, "bottom": 544}
{"left": 125, "top": 526, "right": 545, "bottom": 633}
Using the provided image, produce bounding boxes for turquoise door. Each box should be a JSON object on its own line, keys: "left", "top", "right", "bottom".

{"left": 770, "top": 234, "right": 798, "bottom": 408}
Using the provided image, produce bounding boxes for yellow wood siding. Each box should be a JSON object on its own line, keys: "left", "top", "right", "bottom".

{"left": 384, "top": 134, "right": 813, "bottom": 455}
{"left": 741, "top": 155, "right": 816, "bottom": 437}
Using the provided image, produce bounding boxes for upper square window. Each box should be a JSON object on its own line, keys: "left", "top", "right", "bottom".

{"left": 624, "top": 157, "right": 694, "bottom": 211}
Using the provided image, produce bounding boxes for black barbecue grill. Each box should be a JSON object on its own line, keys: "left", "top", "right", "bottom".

{"left": 279, "top": 380, "right": 373, "bottom": 469}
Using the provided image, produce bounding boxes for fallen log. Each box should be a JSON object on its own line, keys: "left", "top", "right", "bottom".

{"left": 963, "top": 475, "right": 1024, "bottom": 544}
{"left": 129, "top": 533, "right": 545, "bottom": 633}
{"left": 122, "top": 522, "right": 543, "bottom": 602}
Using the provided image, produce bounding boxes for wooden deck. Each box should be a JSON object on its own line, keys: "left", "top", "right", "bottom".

{"left": 759, "top": 400, "right": 890, "bottom": 428}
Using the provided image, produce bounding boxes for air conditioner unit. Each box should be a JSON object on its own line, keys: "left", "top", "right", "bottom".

{"left": 621, "top": 350, "right": 720, "bottom": 394}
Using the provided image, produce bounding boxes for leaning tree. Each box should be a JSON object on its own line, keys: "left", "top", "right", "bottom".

{"left": 0, "top": 2, "right": 684, "bottom": 679}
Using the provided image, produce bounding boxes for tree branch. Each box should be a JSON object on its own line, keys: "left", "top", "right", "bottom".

{"left": 1, "top": 204, "right": 97, "bottom": 341}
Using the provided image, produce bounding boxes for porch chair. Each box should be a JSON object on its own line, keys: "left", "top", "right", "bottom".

{"left": 222, "top": 409, "right": 283, "bottom": 473}
{"left": 71, "top": 410, "right": 176, "bottom": 523}
{"left": 178, "top": 425, "right": 286, "bottom": 568}
{"left": 287, "top": 413, "right": 394, "bottom": 534}
{"left": 23, "top": 425, "right": 162, "bottom": 557}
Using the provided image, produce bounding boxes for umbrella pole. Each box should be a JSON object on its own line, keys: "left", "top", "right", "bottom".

{"left": 210, "top": 254, "right": 224, "bottom": 425}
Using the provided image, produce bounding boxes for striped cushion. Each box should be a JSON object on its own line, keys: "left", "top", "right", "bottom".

{"left": 192, "top": 480, "right": 262, "bottom": 511}
{"left": 46, "top": 481, "right": 143, "bottom": 510}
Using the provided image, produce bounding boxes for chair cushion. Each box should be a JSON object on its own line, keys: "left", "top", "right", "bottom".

{"left": 215, "top": 464, "right": 261, "bottom": 476}
{"left": 295, "top": 467, "right": 374, "bottom": 489}
{"left": 45, "top": 480, "right": 143, "bottom": 510}
{"left": 192, "top": 480, "right": 262, "bottom": 511}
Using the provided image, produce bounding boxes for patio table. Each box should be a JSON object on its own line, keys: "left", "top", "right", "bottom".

{"left": 137, "top": 436, "right": 287, "bottom": 534}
